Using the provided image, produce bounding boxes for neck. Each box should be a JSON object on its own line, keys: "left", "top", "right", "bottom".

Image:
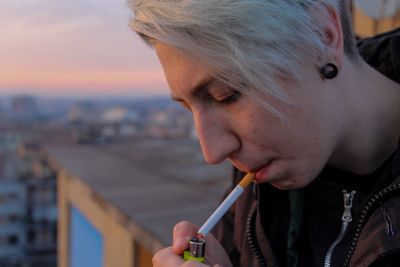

{"left": 328, "top": 58, "right": 400, "bottom": 174}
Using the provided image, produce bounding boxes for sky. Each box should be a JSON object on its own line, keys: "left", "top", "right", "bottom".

{"left": 0, "top": 0, "right": 168, "bottom": 98}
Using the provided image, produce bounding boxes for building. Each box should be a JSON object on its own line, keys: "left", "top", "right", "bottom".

{"left": 48, "top": 139, "right": 231, "bottom": 267}
{"left": 0, "top": 121, "right": 77, "bottom": 267}
{"left": 0, "top": 179, "right": 26, "bottom": 267}
{"left": 10, "top": 96, "right": 38, "bottom": 121}
{"left": 18, "top": 143, "right": 58, "bottom": 267}
{"left": 352, "top": 0, "right": 400, "bottom": 37}
{"left": 0, "top": 132, "right": 21, "bottom": 153}
{"left": 0, "top": 154, "right": 26, "bottom": 267}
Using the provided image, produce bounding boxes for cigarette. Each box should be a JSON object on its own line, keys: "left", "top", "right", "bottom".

{"left": 197, "top": 172, "right": 255, "bottom": 237}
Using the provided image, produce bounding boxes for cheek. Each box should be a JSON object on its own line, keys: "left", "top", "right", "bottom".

{"left": 282, "top": 99, "right": 331, "bottom": 145}
{"left": 235, "top": 96, "right": 331, "bottom": 156}
{"left": 240, "top": 110, "right": 281, "bottom": 149}
{"left": 255, "top": 110, "right": 328, "bottom": 157}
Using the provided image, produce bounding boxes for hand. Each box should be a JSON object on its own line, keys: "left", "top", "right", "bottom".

{"left": 152, "top": 221, "right": 233, "bottom": 267}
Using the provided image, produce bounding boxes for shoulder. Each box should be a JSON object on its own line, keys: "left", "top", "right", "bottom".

{"left": 357, "top": 28, "right": 400, "bottom": 47}
{"left": 369, "top": 252, "right": 400, "bottom": 267}
{"left": 349, "top": 183, "right": 400, "bottom": 266}
{"left": 357, "top": 27, "right": 400, "bottom": 55}
{"left": 357, "top": 28, "right": 400, "bottom": 83}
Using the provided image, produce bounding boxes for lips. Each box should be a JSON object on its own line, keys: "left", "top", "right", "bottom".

{"left": 254, "top": 160, "right": 273, "bottom": 182}
{"left": 229, "top": 159, "right": 273, "bottom": 182}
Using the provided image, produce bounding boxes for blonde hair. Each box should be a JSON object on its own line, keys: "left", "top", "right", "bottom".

{"left": 129, "top": 0, "right": 358, "bottom": 105}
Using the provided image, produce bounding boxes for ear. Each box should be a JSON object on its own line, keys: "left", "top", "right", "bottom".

{"left": 317, "top": 4, "right": 344, "bottom": 69}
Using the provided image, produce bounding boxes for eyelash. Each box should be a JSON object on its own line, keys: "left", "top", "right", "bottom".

{"left": 197, "top": 85, "right": 242, "bottom": 105}
{"left": 214, "top": 90, "right": 242, "bottom": 105}
{"left": 175, "top": 87, "right": 242, "bottom": 111}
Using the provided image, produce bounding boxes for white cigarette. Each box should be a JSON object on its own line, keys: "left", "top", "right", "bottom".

{"left": 197, "top": 173, "right": 255, "bottom": 237}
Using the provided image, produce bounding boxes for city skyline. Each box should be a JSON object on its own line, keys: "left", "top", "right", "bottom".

{"left": 0, "top": 0, "right": 168, "bottom": 98}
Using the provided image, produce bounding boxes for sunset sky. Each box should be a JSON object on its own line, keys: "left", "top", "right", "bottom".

{"left": 0, "top": 0, "right": 168, "bottom": 98}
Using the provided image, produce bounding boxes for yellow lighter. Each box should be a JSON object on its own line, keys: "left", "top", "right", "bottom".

{"left": 183, "top": 237, "right": 206, "bottom": 263}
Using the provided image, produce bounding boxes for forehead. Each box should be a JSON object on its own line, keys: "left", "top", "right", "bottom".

{"left": 155, "top": 43, "right": 212, "bottom": 96}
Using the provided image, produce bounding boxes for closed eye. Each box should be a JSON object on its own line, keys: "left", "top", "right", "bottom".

{"left": 214, "top": 89, "right": 242, "bottom": 104}
{"left": 200, "top": 84, "right": 242, "bottom": 105}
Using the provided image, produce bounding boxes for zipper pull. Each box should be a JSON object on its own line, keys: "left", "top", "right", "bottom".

{"left": 342, "top": 190, "right": 356, "bottom": 222}
{"left": 324, "top": 190, "right": 357, "bottom": 267}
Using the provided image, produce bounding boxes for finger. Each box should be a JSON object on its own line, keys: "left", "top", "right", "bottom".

{"left": 153, "top": 247, "right": 185, "bottom": 267}
{"left": 204, "top": 234, "right": 226, "bottom": 256}
{"left": 182, "top": 260, "right": 209, "bottom": 267}
{"left": 203, "top": 233, "right": 233, "bottom": 267}
{"left": 172, "top": 221, "right": 198, "bottom": 254}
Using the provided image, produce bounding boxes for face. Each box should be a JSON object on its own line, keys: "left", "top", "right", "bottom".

{"left": 155, "top": 43, "right": 339, "bottom": 189}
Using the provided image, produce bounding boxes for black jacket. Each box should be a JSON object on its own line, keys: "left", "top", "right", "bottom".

{"left": 213, "top": 28, "right": 400, "bottom": 267}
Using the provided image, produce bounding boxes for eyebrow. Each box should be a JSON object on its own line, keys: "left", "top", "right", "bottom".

{"left": 170, "top": 77, "right": 217, "bottom": 102}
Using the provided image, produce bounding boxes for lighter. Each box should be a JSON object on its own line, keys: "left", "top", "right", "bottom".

{"left": 183, "top": 237, "right": 206, "bottom": 263}
{"left": 183, "top": 173, "right": 255, "bottom": 263}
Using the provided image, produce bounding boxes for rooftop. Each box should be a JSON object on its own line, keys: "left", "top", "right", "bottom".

{"left": 47, "top": 139, "right": 231, "bottom": 250}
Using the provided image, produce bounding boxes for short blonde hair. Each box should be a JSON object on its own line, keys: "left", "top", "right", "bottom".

{"left": 129, "top": 0, "right": 358, "bottom": 103}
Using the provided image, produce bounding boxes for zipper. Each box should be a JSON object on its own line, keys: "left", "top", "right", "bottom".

{"left": 324, "top": 190, "right": 356, "bottom": 267}
{"left": 343, "top": 183, "right": 400, "bottom": 267}
{"left": 383, "top": 209, "right": 395, "bottom": 237}
{"left": 245, "top": 182, "right": 400, "bottom": 266}
{"left": 246, "top": 205, "right": 267, "bottom": 267}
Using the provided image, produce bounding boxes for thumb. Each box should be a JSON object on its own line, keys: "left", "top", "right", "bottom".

{"left": 172, "top": 221, "right": 198, "bottom": 254}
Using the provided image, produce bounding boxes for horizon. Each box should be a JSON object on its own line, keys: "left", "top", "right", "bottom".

{"left": 0, "top": 91, "right": 170, "bottom": 101}
{"left": 0, "top": 87, "right": 169, "bottom": 99}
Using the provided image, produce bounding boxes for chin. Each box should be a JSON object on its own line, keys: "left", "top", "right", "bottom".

{"left": 270, "top": 181, "right": 299, "bottom": 190}
{"left": 270, "top": 177, "right": 312, "bottom": 190}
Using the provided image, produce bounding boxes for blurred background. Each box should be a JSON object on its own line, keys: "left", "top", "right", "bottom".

{"left": 0, "top": 0, "right": 399, "bottom": 267}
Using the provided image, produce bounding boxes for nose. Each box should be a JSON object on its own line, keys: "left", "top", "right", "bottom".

{"left": 192, "top": 109, "right": 239, "bottom": 164}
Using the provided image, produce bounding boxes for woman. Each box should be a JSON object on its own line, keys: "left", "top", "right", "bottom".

{"left": 129, "top": 0, "right": 400, "bottom": 266}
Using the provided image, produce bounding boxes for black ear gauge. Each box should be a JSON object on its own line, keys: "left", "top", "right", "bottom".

{"left": 319, "top": 63, "right": 338, "bottom": 79}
